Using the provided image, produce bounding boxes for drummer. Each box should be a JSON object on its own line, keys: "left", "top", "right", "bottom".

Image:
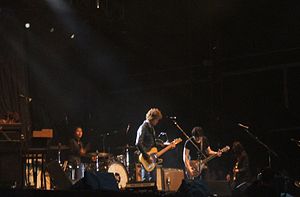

{"left": 68, "top": 127, "right": 90, "bottom": 181}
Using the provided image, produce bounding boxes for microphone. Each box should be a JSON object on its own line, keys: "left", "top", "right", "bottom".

{"left": 238, "top": 123, "right": 249, "bottom": 129}
{"left": 291, "top": 138, "right": 300, "bottom": 143}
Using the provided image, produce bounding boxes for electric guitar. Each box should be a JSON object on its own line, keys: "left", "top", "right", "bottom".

{"left": 233, "top": 161, "right": 239, "bottom": 181}
{"left": 139, "top": 138, "right": 182, "bottom": 172}
{"left": 187, "top": 146, "right": 230, "bottom": 179}
{"left": 230, "top": 161, "right": 239, "bottom": 189}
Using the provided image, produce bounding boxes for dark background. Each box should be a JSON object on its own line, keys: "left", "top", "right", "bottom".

{"left": 1, "top": 0, "right": 300, "bottom": 180}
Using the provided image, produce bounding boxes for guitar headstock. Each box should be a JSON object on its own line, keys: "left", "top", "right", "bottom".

{"left": 221, "top": 146, "right": 230, "bottom": 153}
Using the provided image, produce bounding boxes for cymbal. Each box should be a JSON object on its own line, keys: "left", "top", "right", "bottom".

{"left": 86, "top": 152, "right": 112, "bottom": 158}
{"left": 48, "top": 145, "right": 70, "bottom": 150}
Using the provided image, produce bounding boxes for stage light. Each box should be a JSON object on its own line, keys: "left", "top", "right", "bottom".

{"left": 97, "top": 0, "right": 100, "bottom": 8}
{"left": 50, "top": 27, "right": 55, "bottom": 32}
{"left": 25, "top": 23, "right": 30, "bottom": 29}
{"left": 70, "top": 33, "right": 75, "bottom": 39}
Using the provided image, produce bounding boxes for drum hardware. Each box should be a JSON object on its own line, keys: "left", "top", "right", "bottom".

{"left": 100, "top": 130, "right": 119, "bottom": 153}
{"left": 86, "top": 152, "right": 112, "bottom": 159}
{"left": 95, "top": 150, "right": 99, "bottom": 172}
{"left": 48, "top": 144, "right": 70, "bottom": 166}
{"left": 115, "top": 144, "right": 137, "bottom": 182}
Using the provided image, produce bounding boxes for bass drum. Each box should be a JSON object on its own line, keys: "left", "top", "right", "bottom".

{"left": 107, "top": 162, "right": 128, "bottom": 189}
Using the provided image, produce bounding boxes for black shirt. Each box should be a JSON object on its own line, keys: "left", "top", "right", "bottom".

{"left": 68, "top": 138, "right": 84, "bottom": 164}
{"left": 185, "top": 136, "right": 210, "bottom": 160}
{"left": 233, "top": 151, "right": 251, "bottom": 184}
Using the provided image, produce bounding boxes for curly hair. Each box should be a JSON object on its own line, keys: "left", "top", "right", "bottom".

{"left": 146, "top": 108, "right": 162, "bottom": 121}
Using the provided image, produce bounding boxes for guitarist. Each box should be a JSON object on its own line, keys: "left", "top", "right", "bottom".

{"left": 183, "top": 126, "right": 222, "bottom": 180}
{"left": 135, "top": 108, "right": 163, "bottom": 181}
{"left": 226, "top": 141, "right": 251, "bottom": 189}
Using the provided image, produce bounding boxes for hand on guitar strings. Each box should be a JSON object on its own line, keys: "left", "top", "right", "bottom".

{"left": 216, "top": 149, "right": 222, "bottom": 157}
{"left": 170, "top": 141, "right": 177, "bottom": 149}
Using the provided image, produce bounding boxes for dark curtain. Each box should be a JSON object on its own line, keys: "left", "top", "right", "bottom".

{"left": 0, "top": 57, "right": 22, "bottom": 119}
{"left": 0, "top": 8, "right": 31, "bottom": 141}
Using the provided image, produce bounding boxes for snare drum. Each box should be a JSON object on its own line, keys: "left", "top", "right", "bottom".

{"left": 107, "top": 162, "right": 128, "bottom": 189}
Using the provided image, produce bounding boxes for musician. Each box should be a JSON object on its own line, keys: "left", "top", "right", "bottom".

{"left": 183, "top": 126, "right": 222, "bottom": 180}
{"left": 226, "top": 141, "right": 251, "bottom": 189}
{"left": 68, "top": 127, "right": 90, "bottom": 181}
{"left": 135, "top": 108, "right": 162, "bottom": 181}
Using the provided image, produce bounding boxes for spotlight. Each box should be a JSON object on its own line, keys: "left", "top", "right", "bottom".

{"left": 70, "top": 33, "right": 75, "bottom": 39}
{"left": 25, "top": 23, "right": 30, "bottom": 29}
{"left": 96, "top": 0, "right": 100, "bottom": 8}
{"left": 50, "top": 27, "right": 55, "bottom": 32}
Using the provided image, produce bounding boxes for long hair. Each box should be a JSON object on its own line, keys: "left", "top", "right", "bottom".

{"left": 191, "top": 126, "right": 204, "bottom": 137}
{"left": 232, "top": 141, "right": 245, "bottom": 157}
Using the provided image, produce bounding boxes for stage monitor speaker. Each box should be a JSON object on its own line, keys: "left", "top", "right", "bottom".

{"left": 0, "top": 141, "right": 23, "bottom": 189}
{"left": 72, "top": 171, "right": 119, "bottom": 191}
{"left": 206, "top": 181, "right": 232, "bottom": 197}
{"left": 158, "top": 168, "right": 184, "bottom": 192}
{"left": 46, "top": 160, "right": 72, "bottom": 190}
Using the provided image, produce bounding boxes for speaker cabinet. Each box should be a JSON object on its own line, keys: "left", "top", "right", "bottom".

{"left": 157, "top": 168, "right": 184, "bottom": 192}
{"left": 46, "top": 160, "right": 72, "bottom": 190}
{"left": 72, "top": 171, "right": 119, "bottom": 191}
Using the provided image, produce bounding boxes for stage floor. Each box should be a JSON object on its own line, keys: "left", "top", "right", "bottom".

{"left": 0, "top": 189, "right": 179, "bottom": 197}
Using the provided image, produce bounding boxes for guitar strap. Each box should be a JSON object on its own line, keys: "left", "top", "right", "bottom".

{"left": 200, "top": 138, "right": 203, "bottom": 152}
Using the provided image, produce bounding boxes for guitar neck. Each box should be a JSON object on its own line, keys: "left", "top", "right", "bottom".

{"left": 156, "top": 144, "right": 173, "bottom": 158}
{"left": 202, "top": 147, "right": 229, "bottom": 164}
{"left": 202, "top": 154, "right": 217, "bottom": 164}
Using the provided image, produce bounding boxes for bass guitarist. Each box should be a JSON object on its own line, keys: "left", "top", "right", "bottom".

{"left": 183, "top": 126, "right": 222, "bottom": 180}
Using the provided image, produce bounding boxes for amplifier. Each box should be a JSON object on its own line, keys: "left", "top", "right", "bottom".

{"left": 157, "top": 168, "right": 184, "bottom": 192}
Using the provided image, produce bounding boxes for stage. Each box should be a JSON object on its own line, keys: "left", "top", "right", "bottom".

{"left": 1, "top": 0, "right": 300, "bottom": 197}
{"left": 0, "top": 189, "right": 177, "bottom": 197}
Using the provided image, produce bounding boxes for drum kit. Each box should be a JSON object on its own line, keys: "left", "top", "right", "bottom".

{"left": 53, "top": 144, "right": 138, "bottom": 189}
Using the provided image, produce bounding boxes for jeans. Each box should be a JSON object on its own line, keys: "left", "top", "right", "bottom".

{"left": 141, "top": 165, "right": 156, "bottom": 182}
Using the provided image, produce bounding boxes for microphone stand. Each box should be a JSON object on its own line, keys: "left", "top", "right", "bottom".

{"left": 170, "top": 119, "right": 206, "bottom": 175}
{"left": 240, "top": 127, "right": 278, "bottom": 168}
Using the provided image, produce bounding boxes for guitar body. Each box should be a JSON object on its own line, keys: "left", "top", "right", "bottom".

{"left": 186, "top": 146, "right": 230, "bottom": 180}
{"left": 187, "top": 160, "right": 207, "bottom": 179}
{"left": 139, "top": 138, "right": 182, "bottom": 172}
{"left": 232, "top": 161, "right": 239, "bottom": 181}
{"left": 138, "top": 147, "right": 158, "bottom": 172}
{"left": 230, "top": 161, "right": 239, "bottom": 189}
